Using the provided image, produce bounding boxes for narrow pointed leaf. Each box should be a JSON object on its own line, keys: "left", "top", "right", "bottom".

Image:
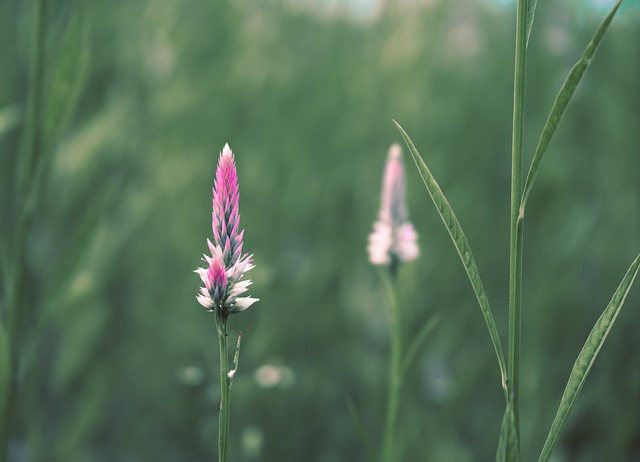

{"left": 394, "top": 120, "right": 508, "bottom": 397}
{"left": 402, "top": 315, "right": 440, "bottom": 376}
{"left": 521, "top": 0, "right": 623, "bottom": 210}
{"left": 496, "top": 398, "right": 520, "bottom": 462}
{"left": 228, "top": 332, "right": 242, "bottom": 385}
{"left": 44, "top": 8, "right": 89, "bottom": 144}
{"left": 538, "top": 253, "right": 640, "bottom": 462}
{"left": 20, "top": 8, "right": 90, "bottom": 237}
{"left": 526, "top": 0, "right": 538, "bottom": 48}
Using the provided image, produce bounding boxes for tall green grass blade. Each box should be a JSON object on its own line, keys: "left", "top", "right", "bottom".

{"left": 496, "top": 398, "right": 519, "bottom": 462}
{"left": 18, "top": 6, "right": 89, "bottom": 287}
{"left": 402, "top": 315, "right": 440, "bottom": 376}
{"left": 394, "top": 120, "right": 508, "bottom": 397}
{"left": 44, "top": 8, "right": 89, "bottom": 145}
{"left": 0, "top": 321, "right": 9, "bottom": 459}
{"left": 538, "top": 253, "right": 640, "bottom": 462}
{"left": 0, "top": 103, "right": 21, "bottom": 294}
{"left": 17, "top": 0, "right": 47, "bottom": 198}
{"left": 0, "top": 321, "right": 9, "bottom": 411}
{"left": 521, "top": 0, "right": 623, "bottom": 211}
{"left": 525, "top": 0, "right": 538, "bottom": 47}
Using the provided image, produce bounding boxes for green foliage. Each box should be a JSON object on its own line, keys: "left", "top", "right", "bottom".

{"left": 43, "top": 7, "right": 89, "bottom": 146}
{"left": 521, "top": 0, "right": 624, "bottom": 212}
{"left": 538, "top": 254, "right": 640, "bottom": 462}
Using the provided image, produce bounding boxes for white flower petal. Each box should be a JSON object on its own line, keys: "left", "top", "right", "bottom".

{"left": 230, "top": 296, "right": 259, "bottom": 313}
{"left": 367, "top": 221, "right": 392, "bottom": 265}
{"left": 227, "top": 254, "right": 254, "bottom": 282}
{"left": 395, "top": 222, "right": 419, "bottom": 262}
{"left": 195, "top": 267, "right": 208, "bottom": 285}
{"left": 196, "top": 294, "right": 214, "bottom": 309}
{"left": 228, "top": 279, "right": 253, "bottom": 298}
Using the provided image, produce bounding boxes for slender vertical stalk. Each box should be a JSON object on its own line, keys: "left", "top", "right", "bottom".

{"left": 1, "top": 2, "right": 47, "bottom": 460}
{"left": 17, "top": 0, "right": 47, "bottom": 201}
{"left": 8, "top": 0, "right": 48, "bottom": 341}
{"left": 508, "top": 0, "right": 529, "bottom": 440}
{"left": 216, "top": 317, "right": 230, "bottom": 462}
{"left": 381, "top": 272, "right": 402, "bottom": 462}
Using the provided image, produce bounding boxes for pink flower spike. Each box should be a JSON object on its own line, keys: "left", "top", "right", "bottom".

{"left": 368, "top": 143, "right": 419, "bottom": 266}
{"left": 212, "top": 144, "right": 242, "bottom": 267}
{"left": 378, "top": 143, "right": 408, "bottom": 227}
{"left": 196, "top": 143, "right": 257, "bottom": 316}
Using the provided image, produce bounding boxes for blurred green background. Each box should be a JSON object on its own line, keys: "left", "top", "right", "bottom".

{"left": 1, "top": 0, "right": 639, "bottom": 460}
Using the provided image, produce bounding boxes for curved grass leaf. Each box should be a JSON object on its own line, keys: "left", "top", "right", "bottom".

{"left": 394, "top": 120, "right": 508, "bottom": 397}
{"left": 538, "top": 253, "right": 640, "bottom": 462}
{"left": 402, "top": 315, "right": 441, "bottom": 376}
{"left": 44, "top": 8, "right": 89, "bottom": 145}
{"left": 496, "top": 398, "right": 519, "bottom": 462}
{"left": 521, "top": 0, "right": 623, "bottom": 211}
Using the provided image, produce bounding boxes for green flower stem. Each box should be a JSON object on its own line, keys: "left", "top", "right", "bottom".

{"left": 508, "top": 0, "right": 529, "bottom": 441}
{"left": 216, "top": 315, "right": 231, "bottom": 462}
{"left": 381, "top": 271, "right": 402, "bottom": 462}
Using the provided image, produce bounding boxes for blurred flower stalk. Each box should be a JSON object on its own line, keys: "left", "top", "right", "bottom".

{"left": 368, "top": 143, "right": 419, "bottom": 278}
{"left": 196, "top": 144, "right": 257, "bottom": 462}
{"left": 368, "top": 144, "right": 430, "bottom": 462}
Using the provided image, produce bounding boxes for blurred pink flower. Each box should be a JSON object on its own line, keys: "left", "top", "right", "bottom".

{"left": 196, "top": 144, "right": 258, "bottom": 314}
{"left": 368, "top": 143, "right": 419, "bottom": 266}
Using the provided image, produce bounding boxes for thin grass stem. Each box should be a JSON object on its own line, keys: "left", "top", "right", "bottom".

{"left": 216, "top": 316, "right": 230, "bottom": 462}
{"left": 508, "top": 0, "right": 529, "bottom": 443}
{"left": 381, "top": 272, "right": 402, "bottom": 462}
{"left": 1, "top": 2, "right": 47, "bottom": 460}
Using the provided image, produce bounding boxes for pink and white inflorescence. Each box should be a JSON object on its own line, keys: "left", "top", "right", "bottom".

{"left": 196, "top": 144, "right": 258, "bottom": 314}
{"left": 368, "top": 143, "right": 419, "bottom": 266}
